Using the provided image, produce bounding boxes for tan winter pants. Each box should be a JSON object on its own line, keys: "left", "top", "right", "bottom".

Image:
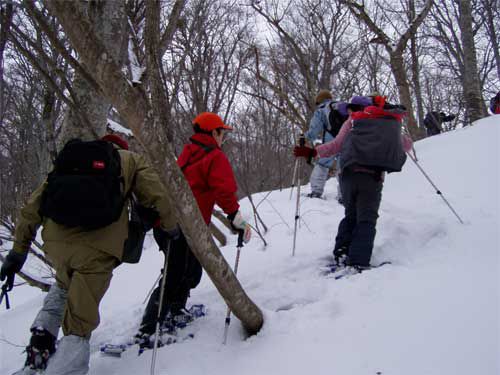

{"left": 43, "top": 242, "right": 119, "bottom": 338}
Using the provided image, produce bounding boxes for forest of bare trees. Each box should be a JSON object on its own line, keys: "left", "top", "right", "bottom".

{"left": 0, "top": 0, "right": 498, "bottom": 327}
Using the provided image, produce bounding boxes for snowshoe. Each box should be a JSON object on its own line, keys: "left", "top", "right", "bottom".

{"left": 10, "top": 366, "right": 39, "bottom": 375}
{"left": 100, "top": 304, "right": 206, "bottom": 358}
{"left": 170, "top": 304, "right": 205, "bottom": 328}
{"left": 321, "top": 254, "right": 391, "bottom": 278}
{"left": 326, "top": 262, "right": 392, "bottom": 279}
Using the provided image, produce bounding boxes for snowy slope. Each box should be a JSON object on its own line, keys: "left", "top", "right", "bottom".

{"left": 1, "top": 116, "right": 498, "bottom": 375}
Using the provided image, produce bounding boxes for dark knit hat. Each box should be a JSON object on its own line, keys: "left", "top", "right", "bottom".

{"left": 102, "top": 134, "right": 129, "bottom": 150}
{"left": 315, "top": 90, "right": 333, "bottom": 105}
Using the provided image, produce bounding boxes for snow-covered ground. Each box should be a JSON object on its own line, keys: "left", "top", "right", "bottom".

{"left": 1, "top": 116, "right": 498, "bottom": 375}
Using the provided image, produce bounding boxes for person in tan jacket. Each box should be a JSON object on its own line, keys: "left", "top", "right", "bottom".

{"left": 1, "top": 134, "right": 177, "bottom": 375}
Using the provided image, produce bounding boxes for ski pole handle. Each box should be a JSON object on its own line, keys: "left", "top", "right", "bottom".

{"left": 237, "top": 230, "right": 244, "bottom": 248}
{"left": 0, "top": 283, "right": 10, "bottom": 310}
{"left": 299, "top": 134, "right": 305, "bottom": 147}
{"left": 298, "top": 134, "right": 314, "bottom": 165}
{"left": 289, "top": 159, "right": 299, "bottom": 200}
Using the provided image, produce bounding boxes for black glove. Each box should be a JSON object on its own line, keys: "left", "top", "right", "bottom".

{"left": 0, "top": 250, "right": 27, "bottom": 291}
{"left": 153, "top": 226, "right": 181, "bottom": 252}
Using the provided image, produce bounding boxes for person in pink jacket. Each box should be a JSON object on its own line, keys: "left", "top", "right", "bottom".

{"left": 294, "top": 95, "right": 413, "bottom": 270}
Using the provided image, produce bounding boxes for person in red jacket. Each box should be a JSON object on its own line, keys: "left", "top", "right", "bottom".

{"left": 136, "top": 112, "right": 251, "bottom": 346}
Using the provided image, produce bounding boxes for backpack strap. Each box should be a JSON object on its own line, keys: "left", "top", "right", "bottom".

{"left": 190, "top": 138, "right": 215, "bottom": 153}
{"left": 180, "top": 139, "right": 215, "bottom": 171}
{"left": 320, "top": 101, "right": 336, "bottom": 143}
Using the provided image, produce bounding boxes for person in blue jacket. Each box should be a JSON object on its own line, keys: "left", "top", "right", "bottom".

{"left": 304, "top": 90, "right": 348, "bottom": 200}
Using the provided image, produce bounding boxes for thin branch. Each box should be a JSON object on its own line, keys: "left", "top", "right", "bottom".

{"left": 24, "top": 0, "right": 101, "bottom": 93}
{"left": 158, "top": 0, "right": 187, "bottom": 57}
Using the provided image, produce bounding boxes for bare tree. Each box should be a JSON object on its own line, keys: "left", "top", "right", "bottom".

{"left": 250, "top": 0, "right": 353, "bottom": 132}
{"left": 480, "top": 0, "right": 500, "bottom": 81}
{"left": 340, "top": 0, "right": 434, "bottom": 139}
{"left": 45, "top": 0, "right": 263, "bottom": 335}
{"left": 458, "top": 0, "right": 487, "bottom": 123}
{"left": 0, "top": 1, "right": 13, "bottom": 122}
{"left": 408, "top": 0, "right": 425, "bottom": 127}
{"left": 425, "top": 0, "right": 493, "bottom": 124}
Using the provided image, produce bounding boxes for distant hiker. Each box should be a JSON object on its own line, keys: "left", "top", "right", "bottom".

{"left": 490, "top": 91, "right": 500, "bottom": 114}
{"left": 135, "top": 112, "right": 252, "bottom": 345}
{"left": 294, "top": 95, "right": 413, "bottom": 271}
{"left": 0, "top": 134, "right": 178, "bottom": 375}
{"left": 423, "top": 111, "right": 456, "bottom": 137}
{"left": 304, "top": 89, "right": 348, "bottom": 200}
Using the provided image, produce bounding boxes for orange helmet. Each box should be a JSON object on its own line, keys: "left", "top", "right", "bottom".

{"left": 192, "top": 112, "right": 233, "bottom": 132}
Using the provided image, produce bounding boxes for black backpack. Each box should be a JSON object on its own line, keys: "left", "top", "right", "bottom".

{"left": 40, "top": 139, "right": 125, "bottom": 230}
{"left": 340, "top": 115, "right": 407, "bottom": 173}
{"left": 423, "top": 112, "right": 439, "bottom": 129}
{"left": 325, "top": 102, "right": 348, "bottom": 140}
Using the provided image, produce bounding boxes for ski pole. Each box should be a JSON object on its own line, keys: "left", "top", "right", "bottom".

{"left": 0, "top": 283, "right": 10, "bottom": 310}
{"left": 150, "top": 240, "right": 171, "bottom": 375}
{"left": 292, "top": 135, "right": 305, "bottom": 256}
{"left": 222, "top": 230, "right": 244, "bottom": 345}
{"left": 406, "top": 152, "right": 464, "bottom": 224}
{"left": 143, "top": 273, "right": 162, "bottom": 304}
{"left": 289, "top": 159, "right": 299, "bottom": 200}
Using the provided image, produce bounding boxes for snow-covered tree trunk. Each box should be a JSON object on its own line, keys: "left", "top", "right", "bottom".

{"left": 409, "top": 0, "right": 425, "bottom": 127}
{"left": 0, "top": 2, "right": 13, "bottom": 122}
{"left": 482, "top": 0, "right": 500, "bottom": 81}
{"left": 391, "top": 52, "right": 418, "bottom": 134}
{"left": 46, "top": 0, "right": 264, "bottom": 336}
{"left": 58, "top": 1, "right": 127, "bottom": 145}
{"left": 458, "top": 0, "right": 487, "bottom": 124}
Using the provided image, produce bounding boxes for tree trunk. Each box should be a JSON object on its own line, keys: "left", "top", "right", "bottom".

{"left": 458, "top": 0, "right": 487, "bottom": 124}
{"left": 341, "top": 0, "right": 432, "bottom": 139}
{"left": 409, "top": 0, "right": 425, "bottom": 127}
{"left": 38, "top": 89, "right": 57, "bottom": 178}
{"left": 209, "top": 222, "right": 227, "bottom": 247}
{"left": 390, "top": 52, "right": 422, "bottom": 139}
{"left": 46, "top": 0, "right": 264, "bottom": 335}
{"left": 58, "top": 0, "right": 128, "bottom": 145}
{"left": 482, "top": 0, "right": 500, "bottom": 80}
{"left": 0, "top": 2, "right": 13, "bottom": 123}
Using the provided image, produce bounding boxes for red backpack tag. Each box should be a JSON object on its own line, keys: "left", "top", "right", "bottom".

{"left": 93, "top": 160, "right": 106, "bottom": 169}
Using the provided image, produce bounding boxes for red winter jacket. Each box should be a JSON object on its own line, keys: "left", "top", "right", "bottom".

{"left": 177, "top": 133, "right": 239, "bottom": 225}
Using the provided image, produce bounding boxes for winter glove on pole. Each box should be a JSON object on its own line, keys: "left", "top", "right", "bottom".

{"left": 153, "top": 225, "right": 181, "bottom": 252}
{"left": 293, "top": 146, "right": 317, "bottom": 159}
{"left": 0, "top": 250, "right": 27, "bottom": 291}
{"left": 294, "top": 134, "right": 316, "bottom": 164}
{"left": 227, "top": 211, "right": 251, "bottom": 243}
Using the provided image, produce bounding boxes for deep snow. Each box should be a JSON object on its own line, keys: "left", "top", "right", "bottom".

{"left": 1, "top": 115, "right": 498, "bottom": 375}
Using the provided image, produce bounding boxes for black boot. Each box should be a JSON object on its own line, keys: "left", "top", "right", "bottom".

{"left": 169, "top": 289, "right": 193, "bottom": 328}
{"left": 307, "top": 192, "right": 322, "bottom": 199}
{"left": 24, "top": 327, "right": 56, "bottom": 370}
{"left": 333, "top": 246, "right": 349, "bottom": 266}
